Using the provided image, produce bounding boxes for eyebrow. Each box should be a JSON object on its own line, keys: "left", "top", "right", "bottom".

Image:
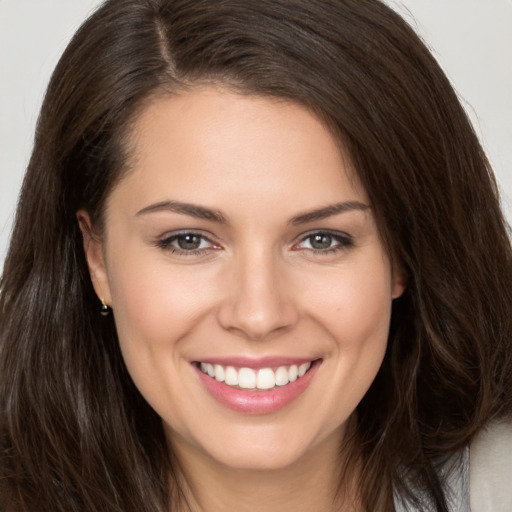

{"left": 136, "top": 200, "right": 228, "bottom": 224}
{"left": 289, "top": 201, "right": 370, "bottom": 225}
{"left": 135, "top": 199, "right": 369, "bottom": 225}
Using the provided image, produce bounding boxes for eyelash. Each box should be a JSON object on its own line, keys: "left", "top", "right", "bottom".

{"left": 157, "top": 231, "right": 218, "bottom": 256}
{"left": 294, "top": 230, "right": 354, "bottom": 255}
{"left": 156, "top": 230, "right": 354, "bottom": 257}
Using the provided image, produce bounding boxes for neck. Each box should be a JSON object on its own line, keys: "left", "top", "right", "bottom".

{"left": 169, "top": 423, "right": 362, "bottom": 512}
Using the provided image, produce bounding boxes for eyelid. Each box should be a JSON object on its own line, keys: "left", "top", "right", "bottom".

{"left": 156, "top": 229, "right": 221, "bottom": 253}
{"left": 292, "top": 229, "right": 354, "bottom": 252}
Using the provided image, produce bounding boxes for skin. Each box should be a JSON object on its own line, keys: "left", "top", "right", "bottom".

{"left": 79, "top": 86, "right": 406, "bottom": 511}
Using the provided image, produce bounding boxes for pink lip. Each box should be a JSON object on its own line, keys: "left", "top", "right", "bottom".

{"left": 194, "top": 359, "right": 321, "bottom": 415}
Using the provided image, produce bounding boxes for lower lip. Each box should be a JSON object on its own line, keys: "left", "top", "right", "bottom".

{"left": 194, "top": 360, "right": 320, "bottom": 414}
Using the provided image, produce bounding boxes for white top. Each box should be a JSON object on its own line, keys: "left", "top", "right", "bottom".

{"left": 394, "top": 419, "right": 512, "bottom": 511}
{"left": 470, "top": 419, "right": 512, "bottom": 512}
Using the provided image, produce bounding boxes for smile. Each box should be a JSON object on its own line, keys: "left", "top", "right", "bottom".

{"left": 199, "top": 362, "right": 312, "bottom": 390}
{"left": 194, "top": 358, "right": 321, "bottom": 414}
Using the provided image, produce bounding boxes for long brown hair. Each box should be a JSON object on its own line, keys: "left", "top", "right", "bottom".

{"left": 1, "top": 0, "right": 511, "bottom": 510}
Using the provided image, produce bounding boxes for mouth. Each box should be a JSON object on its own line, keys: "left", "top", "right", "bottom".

{"left": 197, "top": 361, "right": 312, "bottom": 391}
{"left": 193, "top": 358, "right": 321, "bottom": 414}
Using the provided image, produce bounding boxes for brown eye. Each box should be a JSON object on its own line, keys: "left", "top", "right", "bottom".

{"left": 176, "top": 234, "right": 203, "bottom": 250}
{"left": 294, "top": 230, "right": 353, "bottom": 254}
{"left": 158, "top": 232, "right": 216, "bottom": 253}
{"left": 308, "top": 233, "right": 333, "bottom": 250}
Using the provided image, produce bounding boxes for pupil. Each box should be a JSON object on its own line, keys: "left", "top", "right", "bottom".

{"left": 311, "top": 234, "right": 332, "bottom": 249}
{"left": 178, "top": 234, "right": 201, "bottom": 250}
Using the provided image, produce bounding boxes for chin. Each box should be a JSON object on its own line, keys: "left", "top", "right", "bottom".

{"left": 171, "top": 419, "right": 341, "bottom": 473}
{"left": 208, "top": 442, "right": 312, "bottom": 472}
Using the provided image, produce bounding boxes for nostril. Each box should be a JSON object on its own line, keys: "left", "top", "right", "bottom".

{"left": 216, "top": 300, "right": 298, "bottom": 341}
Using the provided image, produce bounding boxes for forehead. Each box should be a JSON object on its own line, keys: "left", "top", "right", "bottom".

{"left": 111, "top": 86, "right": 367, "bottom": 216}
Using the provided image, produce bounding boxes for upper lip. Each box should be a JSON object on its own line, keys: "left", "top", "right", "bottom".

{"left": 193, "top": 356, "right": 319, "bottom": 369}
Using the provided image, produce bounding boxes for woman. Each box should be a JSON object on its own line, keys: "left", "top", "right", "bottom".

{"left": 1, "top": 0, "right": 511, "bottom": 511}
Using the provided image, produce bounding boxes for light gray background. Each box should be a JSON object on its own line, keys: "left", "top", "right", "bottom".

{"left": 1, "top": 0, "right": 511, "bottom": 267}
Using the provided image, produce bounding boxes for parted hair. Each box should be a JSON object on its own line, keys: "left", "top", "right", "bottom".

{"left": 1, "top": 0, "right": 511, "bottom": 511}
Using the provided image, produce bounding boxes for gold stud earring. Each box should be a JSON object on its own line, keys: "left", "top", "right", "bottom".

{"left": 100, "top": 298, "right": 112, "bottom": 316}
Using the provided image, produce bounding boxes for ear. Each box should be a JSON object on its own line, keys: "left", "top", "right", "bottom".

{"left": 77, "top": 210, "right": 112, "bottom": 305}
{"left": 391, "top": 260, "right": 408, "bottom": 299}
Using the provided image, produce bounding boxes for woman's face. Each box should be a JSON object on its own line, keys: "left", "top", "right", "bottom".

{"left": 81, "top": 87, "right": 405, "bottom": 471}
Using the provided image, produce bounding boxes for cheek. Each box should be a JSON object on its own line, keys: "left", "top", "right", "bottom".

{"left": 108, "top": 252, "right": 213, "bottom": 337}
{"left": 104, "top": 255, "right": 215, "bottom": 398}
{"left": 104, "top": 253, "right": 213, "bottom": 416}
{"left": 300, "top": 255, "right": 393, "bottom": 348}
{"left": 340, "top": 273, "right": 392, "bottom": 344}
{"left": 304, "top": 256, "right": 391, "bottom": 393}
{"left": 306, "top": 259, "right": 392, "bottom": 424}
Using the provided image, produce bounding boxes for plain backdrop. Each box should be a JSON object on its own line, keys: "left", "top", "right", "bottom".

{"left": 1, "top": 0, "right": 511, "bottom": 267}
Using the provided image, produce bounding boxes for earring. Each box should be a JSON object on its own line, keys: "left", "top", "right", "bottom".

{"left": 100, "top": 298, "right": 112, "bottom": 316}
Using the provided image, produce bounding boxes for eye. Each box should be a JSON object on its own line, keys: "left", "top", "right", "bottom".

{"left": 157, "top": 231, "right": 219, "bottom": 255}
{"left": 173, "top": 233, "right": 208, "bottom": 250}
{"left": 294, "top": 231, "right": 353, "bottom": 253}
{"left": 304, "top": 233, "right": 335, "bottom": 250}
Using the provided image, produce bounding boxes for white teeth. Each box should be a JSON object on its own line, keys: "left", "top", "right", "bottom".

{"left": 238, "top": 368, "right": 256, "bottom": 389}
{"left": 214, "top": 364, "right": 225, "bottom": 382}
{"left": 225, "top": 366, "right": 238, "bottom": 386}
{"left": 199, "top": 361, "right": 312, "bottom": 390}
{"left": 288, "top": 365, "right": 298, "bottom": 382}
{"left": 257, "top": 368, "right": 275, "bottom": 390}
{"left": 298, "top": 362, "right": 309, "bottom": 377}
{"left": 275, "top": 366, "right": 289, "bottom": 386}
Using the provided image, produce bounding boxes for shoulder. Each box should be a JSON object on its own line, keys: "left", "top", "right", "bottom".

{"left": 470, "top": 418, "right": 512, "bottom": 512}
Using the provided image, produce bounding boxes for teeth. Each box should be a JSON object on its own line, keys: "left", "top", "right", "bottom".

{"left": 275, "top": 366, "right": 289, "bottom": 386}
{"left": 298, "top": 362, "right": 309, "bottom": 377}
{"left": 257, "top": 368, "right": 275, "bottom": 390}
{"left": 225, "top": 366, "right": 238, "bottom": 386}
{"left": 214, "top": 364, "right": 225, "bottom": 382}
{"left": 238, "top": 368, "right": 256, "bottom": 389}
{"left": 199, "top": 361, "right": 312, "bottom": 390}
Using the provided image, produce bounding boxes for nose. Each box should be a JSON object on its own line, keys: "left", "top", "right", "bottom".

{"left": 216, "top": 249, "right": 299, "bottom": 341}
